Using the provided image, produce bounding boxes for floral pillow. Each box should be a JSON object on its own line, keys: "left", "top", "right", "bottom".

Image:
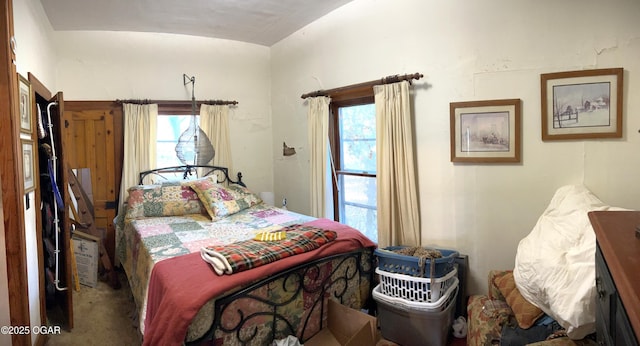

{"left": 124, "top": 180, "right": 205, "bottom": 219}
{"left": 188, "top": 178, "right": 262, "bottom": 220}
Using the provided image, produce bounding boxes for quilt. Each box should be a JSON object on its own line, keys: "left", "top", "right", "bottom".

{"left": 143, "top": 218, "right": 375, "bottom": 345}
{"left": 117, "top": 203, "right": 315, "bottom": 335}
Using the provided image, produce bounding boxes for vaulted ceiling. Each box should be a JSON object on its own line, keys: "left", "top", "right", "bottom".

{"left": 39, "top": 0, "right": 354, "bottom": 46}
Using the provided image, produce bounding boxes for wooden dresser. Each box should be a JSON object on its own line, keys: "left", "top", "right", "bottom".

{"left": 589, "top": 211, "right": 640, "bottom": 346}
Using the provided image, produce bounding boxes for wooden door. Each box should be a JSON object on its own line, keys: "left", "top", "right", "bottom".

{"left": 62, "top": 102, "right": 123, "bottom": 264}
{"left": 1, "top": 0, "right": 32, "bottom": 344}
{"left": 29, "top": 73, "right": 80, "bottom": 331}
{"left": 47, "top": 91, "right": 75, "bottom": 330}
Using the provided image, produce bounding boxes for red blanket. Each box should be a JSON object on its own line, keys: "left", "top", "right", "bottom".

{"left": 143, "top": 218, "right": 376, "bottom": 346}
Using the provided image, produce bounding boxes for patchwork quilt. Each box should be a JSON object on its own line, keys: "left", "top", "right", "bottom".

{"left": 117, "top": 202, "right": 315, "bottom": 335}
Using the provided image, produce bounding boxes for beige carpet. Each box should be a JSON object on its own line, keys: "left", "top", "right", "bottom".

{"left": 45, "top": 271, "right": 142, "bottom": 346}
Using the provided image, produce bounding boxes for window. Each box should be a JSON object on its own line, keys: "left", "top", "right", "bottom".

{"left": 330, "top": 95, "right": 377, "bottom": 243}
{"left": 156, "top": 115, "right": 198, "bottom": 167}
{"left": 155, "top": 103, "right": 201, "bottom": 180}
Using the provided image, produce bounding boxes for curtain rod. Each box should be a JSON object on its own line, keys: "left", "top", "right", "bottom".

{"left": 115, "top": 99, "right": 239, "bottom": 106}
{"left": 300, "top": 72, "right": 423, "bottom": 99}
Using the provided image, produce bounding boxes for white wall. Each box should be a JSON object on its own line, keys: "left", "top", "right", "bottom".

{"left": 12, "top": 0, "right": 640, "bottom": 302}
{"left": 271, "top": 0, "right": 640, "bottom": 294}
{"left": 11, "top": 2, "right": 275, "bottom": 339}
{"left": 53, "top": 31, "right": 274, "bottom": 194}
{"left": 14, "top": 0, "right": 57, "bottom": 88}
{"left": 11, "top": 0, "right": 58, "bottom": 342}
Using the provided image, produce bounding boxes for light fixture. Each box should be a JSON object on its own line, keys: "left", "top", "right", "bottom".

{"left": 175, "top": 74, "right": 215, "bottom": 165}
{"left": 283, "top": 142, "right": 296, "bottom": 156}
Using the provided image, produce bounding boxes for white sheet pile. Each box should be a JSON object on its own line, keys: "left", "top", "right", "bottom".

{"left": 514, "top": 185, "right": 626, "bottom": 339}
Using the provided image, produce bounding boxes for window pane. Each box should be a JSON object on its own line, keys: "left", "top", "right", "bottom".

{"left": 343, "top": 205, "right": 377, "bottom": 243}
{"left": 157, "top": 115, "right": 197, "bottom": 167}
{"left": 338, "top": 175, "right": 377, "bottom": 243}
{"left": 339, "top": 104, "right": 376, "bottom": 173}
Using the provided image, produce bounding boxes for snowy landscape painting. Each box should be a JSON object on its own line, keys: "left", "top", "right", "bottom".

{"left": 450, "top": 99, "right": 521, "bottom": 163}
{"left": 552, "top": 81, "right": 611, "bottom": 129}
{"left": 542, "top": 68, "right": 623, "bottom": 140}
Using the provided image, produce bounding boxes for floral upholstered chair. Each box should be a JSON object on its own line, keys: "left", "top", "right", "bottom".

{"left": 466, "top": 270, "right": 598, "bottom": 346}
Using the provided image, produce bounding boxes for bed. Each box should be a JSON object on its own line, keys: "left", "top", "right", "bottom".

{"left": 115, "top": 165, "right": 376, "bottom": 345}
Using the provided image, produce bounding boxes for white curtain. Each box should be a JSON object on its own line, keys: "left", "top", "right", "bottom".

{"left": 374, "top": 81, "right": 421, "bottom": 248}
{"left": 199, "top": 104, "right": 232, "bottom": 180}
{"left": 307, "top": 96, "right": 331, "bottom": 218}
{"left": 118, "top": 103, "right": 158, "bottom": 215}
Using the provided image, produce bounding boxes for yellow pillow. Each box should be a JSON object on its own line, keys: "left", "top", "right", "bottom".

{"left": 493, "top": 271, "right": 544, "bottom": 329}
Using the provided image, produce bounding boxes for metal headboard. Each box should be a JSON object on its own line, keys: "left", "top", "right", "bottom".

{"left": 138, "top": 165, "right": 245, "bottom": 186}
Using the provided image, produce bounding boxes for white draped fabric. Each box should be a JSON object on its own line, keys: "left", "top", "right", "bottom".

{"left": 199, "top": 104, "right": 232, "bottom": 180}
{"left": 374, "top": 81, "right": 421, "bottom": 248}
{"left": 116, "top": 103, "right": 157, "bottom": 265}
{"left": 118, "top": 103, "right": 158, "bottom": 215}
{"left": 307, "top": 96, "right": 331, "bottom": 218}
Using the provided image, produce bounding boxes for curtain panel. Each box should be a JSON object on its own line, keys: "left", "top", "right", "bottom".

{"left": 116, "top": 103, "right": 158, "bottom": 265}
{"left": 118, "top": 103, "right": 158, "bottom": 214}
{"left": 307, "top": 96, "right": 331, "bottom": 218}
{"left": 199, "top": 104, "right": 232, "bottom": 180}
{"left": 374, "top": 81, "right": 421, "bottom": 248}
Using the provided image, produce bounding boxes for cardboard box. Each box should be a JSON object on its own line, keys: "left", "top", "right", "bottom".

{"left": 305, "top": 299, "right": 378, "bottom": 346}
{"left": 72, "top": 231, "right": 99, "bottom": 288}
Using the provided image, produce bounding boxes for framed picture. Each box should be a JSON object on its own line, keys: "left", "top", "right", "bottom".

{"left": 450, "top": 99, "right": 521, "bottom": 163}
{"left": 21, "top": 139, "right": 36, "bottom": 193}
{"left": 541, "top": 68, "right": 623, "bottom": 140}
{"left": 18, "top": 73, "right": 32, "bottom": 134}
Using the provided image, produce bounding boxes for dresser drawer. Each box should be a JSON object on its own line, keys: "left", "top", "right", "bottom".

{"left": 596, "top": 245, "right": 615, "bottom": 336}
{"left": 596, "top": 243, "right": 639, "bottom": 346}
{"left": 590, "top": 212, "right": 640, "bottom": 346}
{"left": 615, "top": 297, "right": 639, "bottom": 346}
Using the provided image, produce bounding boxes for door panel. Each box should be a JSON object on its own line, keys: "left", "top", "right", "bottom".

{"left": 1, "top": 1, "right": 32, "bottom": 342}
{"left": 49, "top": 91, "right": 74, "bottom": 330}
{"left": 63, "top": 102, "right": 122, "bottom": 264}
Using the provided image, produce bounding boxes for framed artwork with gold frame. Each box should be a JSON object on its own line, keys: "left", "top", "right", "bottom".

{"left": 18, "top": 73, "right": 33, "bottom": 135}
{"left": 541, "top": 68, "right": 623, "bottom": 140}
{"left": 450, "top": 99, "right": 521, "bottom": 163}
{"left": 21, "top": 139, "right": 36, "bottom": 193}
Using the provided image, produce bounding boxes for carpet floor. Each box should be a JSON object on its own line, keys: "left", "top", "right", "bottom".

{"left": 43, "top": 270, "right": 468, "bottom": 346}
{"left": 45, "top": 271, "right": 141, "bottom": 346}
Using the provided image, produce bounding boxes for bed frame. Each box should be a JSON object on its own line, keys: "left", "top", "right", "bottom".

{"left": 133, "top": 165, "right": 375, "bottom": 345}
{"left": 188, "top": 248, "right": 374, "bottom": 345}
{"left": 138, "top": 164, "right": 245, "bottom": 186}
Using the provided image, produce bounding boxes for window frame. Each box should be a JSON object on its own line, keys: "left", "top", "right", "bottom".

{"left": 329, "top": 92, "right": 375, "bottom": 224}
{"left": 156, "top": 103, "right": 196, "bottom": 170}
{"left": 158, "top": 102, "right": 196, "bottom": 116}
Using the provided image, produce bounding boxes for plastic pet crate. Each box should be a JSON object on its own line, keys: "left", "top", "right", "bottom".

{"left": 376, "top": 266, "right": 458, "bottom": 303}
{"left": 373, "top": 283, "right": 458, "bottom": 346}
{"left": 375, "top": 246, "right": 459, "bottom": 278}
